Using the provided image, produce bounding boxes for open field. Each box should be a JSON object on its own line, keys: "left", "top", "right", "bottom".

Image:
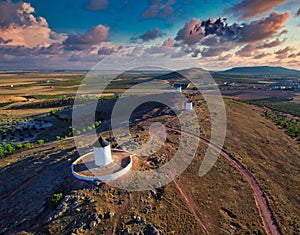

{"left": 221, "top": 90, "right": 300, "bottom": 117}
{"left": 0, "top": 87, "right": 299, "bottom": 234}
{"left": 0, "top": 70, "right": 299, "bottom": 234}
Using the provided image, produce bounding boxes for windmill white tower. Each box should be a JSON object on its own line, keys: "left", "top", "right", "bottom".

{"left": 185, "top": 101, "right": 193, "bottom": 110}
{"left": 177, "top": 86, "right": 182, "bottom": 93}
{"left": 93, "top": 137, "right": 112, "bottom": 166}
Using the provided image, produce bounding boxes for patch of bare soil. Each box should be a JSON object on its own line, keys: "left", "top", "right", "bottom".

{"left": 0, "top": 93, "right": 299, "bottom": 234}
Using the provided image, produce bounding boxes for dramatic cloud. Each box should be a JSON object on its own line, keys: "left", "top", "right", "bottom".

{"left": 278, "top": 29, "right": 288, "bottom": 36}
{"left": 227, "top": 0, "right": 288, "bottom": 19}
{"left": 162, "top": 37, "right": 175, "bottom": 47}
{"left": 38, "top": 43, "right": 64, "bottom": 55}
{"left": 175, "top": 18, "right": 204, "bottom": 45}
{"left": 275, "top": 46, "right": 293, "bottom": 59}
{"left": 63, "top": 24, "right": 109, "bottom": 50}
{"left": 235, "top": 44, "right": 256, "bottom": 57}
{"left": 85, "top": 0, "right": 108, "bottom": 11}
{"left": 201, "top": 35, "right": 219, "bottom": 46}
{"left": 218, "top": 54, "right": 233, "bottom": 61}
{"left": 175, "top": 13, "right": 289, "bottom": 46}
{"left": 253, "top": 52, "right": 271, "bottom": 59}
{"left": 97, "top": 45, "right": 122, "bottom": 55}
{"left": 238, "top": 12, "right": 290, "bottom": 42}
{"left": 288, "top": 53, "right": 300, "bottom": 58}
{"left": 0, "top": 1, "right": 65, "bottom": 48}
{"left": 0, "top": 0, "right": 24, "bottom": 29}
{"left": 145, "top": 44, "right": 176, "bottom": 54}
{"left": 201, "top": 47, "right": 224, "bottom": 57}
{"left": 174, "top": 12, "right": 290, "bottom": 61}
{"left": 130, "top": 28, "right": 165, "bottom": 43}
{"left": 141, "top": 0, "right": 175, "bottom": 19}
{"left": 0, "top": 37, "right": 13, "bottom": 44}
{"left": 256, "top": 38, "right": 286, "bottom": 49}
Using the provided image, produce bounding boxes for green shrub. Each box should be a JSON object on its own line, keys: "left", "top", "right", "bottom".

{"left": 37, "top": 139, "right": 44, "bottom": 145}
{"left": 265, "top": 110, "right": 300, "bottom": 138}
{"left": 6, "top": 144, "right": 15, "bottom": 154}
{"left": 75, "top": 130, "right": 81, "bottom": 135}
{"left": 16, "top": 143, "right": 23, "bottom": 149}
{"left": 50, "top": 109, "right": 58, "bottom": 115}
{"left": 51, "top": 193, "right": 64, "bottom": 208}
{"left": 95, "top": 120, "right": 101, "bottom": 127}
{"left": 0, "top": 146, "right": 4, "bottom": 157}
{"left": 23, "top": 142, "right": 31, "bottom": 149}
{"left": 56, "top": 136, "right": 61, "bottom": 140}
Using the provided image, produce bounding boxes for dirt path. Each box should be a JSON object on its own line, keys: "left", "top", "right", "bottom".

{"left": 173, "top": 180, "right": 209, "bottom": 234}
{"left": 167, "top": 126, "right": 282, "bottom": 235}
{"left": 112, "top": 193, "right": 131, "bottom": 235}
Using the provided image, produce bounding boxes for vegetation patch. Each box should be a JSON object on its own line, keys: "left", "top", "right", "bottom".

{"left": 51, "top": 193, "right": 64, "bottom": 208}
{"left": 265, "top": 110, "right": 300, "bottom": 138}
{"left": 237, "top": 97, "right": 300, "bottom": 116}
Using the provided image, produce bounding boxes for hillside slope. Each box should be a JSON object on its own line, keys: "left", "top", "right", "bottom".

{"left": 0, "top": 95, "right": 299, "bottom": 234}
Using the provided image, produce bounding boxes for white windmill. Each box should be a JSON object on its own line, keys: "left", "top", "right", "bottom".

{"left": 93, "top": 136, "right": 112, "bottom": 166}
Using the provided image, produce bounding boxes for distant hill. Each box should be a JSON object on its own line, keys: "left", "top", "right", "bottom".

{"left": 221, "top": 66, "right": 300, "bottom": 76}
{"left": 154, "top": 67, "right": 207, "bottom": 81}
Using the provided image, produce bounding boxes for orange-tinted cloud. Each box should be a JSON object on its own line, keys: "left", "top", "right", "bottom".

{"left": 85, "top": 0, "right": 108, "bottom": 11}
{"left": 239, "top": 12, "right": 290, "bottom": 42}
{"left": 130, "top": 28, "right": 165, "bottom": 43}
{"left": 201, "top": 47, "right": 223, "bottom": 57}
{"left": 218, "top": 54, "right": 233, "bottom": 61}
{"left": 175, "top": 18, "right": 204, "bottom": 45}
{"left": 0, "top": 37, "right": 12, "bottom": 44}
{"left": 63, "top": 24, "right": 109, "bottom": 50}
{"left": 275, "top": 46, "right": 293, "bottom": 59}
{"left": 0, "top": 1, "right": 65, "bottom": 48}
{"left": 162, "top": 37, "right": 175, "bottom": 47}
{"left": 141, "top": 0, "right": 175, "bottom": 19}
{"left": 235, "top": 44, "right": 256, "bottom": 57}
{"left": 288, "top": 53, "right": 300, "bottom": 58}
{"left": 227, "top": 0, "right": 288, "bottom": 19}
{"left": 256, "top": 38, "right": 286, "bottom": 49}
{"left": 253, "top": 52, "right": 271, "bottom": 59}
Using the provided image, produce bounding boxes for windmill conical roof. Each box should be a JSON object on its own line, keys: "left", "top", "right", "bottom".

{"left": 94, "top": 136, "right": 110, "bottom": 148}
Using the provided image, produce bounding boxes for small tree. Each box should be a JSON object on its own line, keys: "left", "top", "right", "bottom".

{"left": 95, "top": 120, "right": 101, "bottom": 127}
{"left": 56, "top": 136, "right": 61, "bottom": 141}
{"left": 50, "top": 109, "right": 58, "bottom": 115}
{"left": 51, "top": 193, "right": 64, "bottom": 208}
{"left": 75, "top": 130, "right": 81, "bottom": 135}
{"left": 16, "top": 143, "right": 23, "bottom": 149}
{"left": 6, "top": 144, "right": 15, "bottom": 154}
{"left": 37, "top": 139, "right": 44, "bottom": 145}
{"left": 0, "top": 146, "right": 4, "bottom": 157}
{"left": 23, "top": 142, "right": 31, "bottom": 149}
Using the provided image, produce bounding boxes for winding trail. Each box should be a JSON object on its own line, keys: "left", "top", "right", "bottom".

{"left": 167, "top": 126, "right": 282, "bottom": 235}
{"left": 112, "top": 192, "right": 131, "bottom": 235}
{"left": 173, "top": 180, "right": 209, "bottom": 234}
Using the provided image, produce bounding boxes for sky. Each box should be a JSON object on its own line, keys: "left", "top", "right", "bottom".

{"left": 0, "top": 0, "right": 299, "bottom": 70}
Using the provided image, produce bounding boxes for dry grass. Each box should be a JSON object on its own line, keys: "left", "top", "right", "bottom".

{"left": 0, "top": 92, "right": 299, "bottom": 234}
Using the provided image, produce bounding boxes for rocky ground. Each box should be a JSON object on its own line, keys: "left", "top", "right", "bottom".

{"left": 0, "top": 94, "right": 299, "bottom": 234}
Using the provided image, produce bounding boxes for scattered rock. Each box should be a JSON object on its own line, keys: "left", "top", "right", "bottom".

{"left": 104, "top": 211, "right": 114, "bottom": 219}
{"left": 143, "top": 224, "right": 159, "bottom": 235}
